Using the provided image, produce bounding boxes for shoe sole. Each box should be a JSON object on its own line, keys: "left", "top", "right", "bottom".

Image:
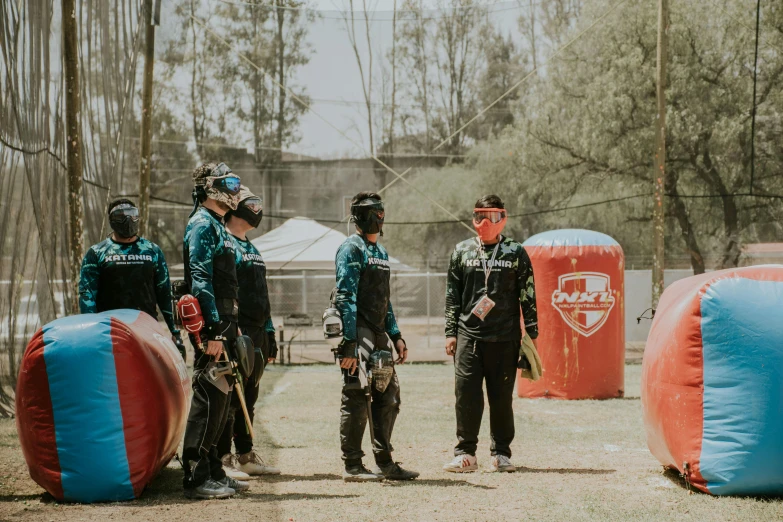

{"left": 443, "top": 465, "right": 478, "bottom": 473}
{"left": 184, "top": 491, "right": 235, "bottom": 500}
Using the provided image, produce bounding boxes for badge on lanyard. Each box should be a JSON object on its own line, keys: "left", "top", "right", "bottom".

{"left": 470, "top": 237, "right": 501, "bottom": 321}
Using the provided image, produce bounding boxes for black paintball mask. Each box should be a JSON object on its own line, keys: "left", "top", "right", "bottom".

{"left": 351, "top": 198, "right": 385, "bottom": 236}
{"left": 232, "top": 186, "right": 263, "bottom": 228}
{"left": 109, "top": 202, "right": 140, "bottom": 239}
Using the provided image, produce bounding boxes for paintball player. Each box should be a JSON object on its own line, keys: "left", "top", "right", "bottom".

{"left": 181, "top": 162, "right": 250, "bottom": 500}
{"left": 333, "top": 191, "right": 419, "bottom": 482}
{"left": 218, "top": 186, "right": 281, "bottom": 478}
{"left": 442, "top": 194, "right": 538, "bottom": 473}
{"left": 78, "top": 199, "right": 184, "bottom": 357}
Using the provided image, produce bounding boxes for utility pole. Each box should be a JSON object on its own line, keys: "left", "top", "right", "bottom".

{"left": 138, "top": 0, "right": 158, "bottom": 236}
{"left": 62, "top": 0, "right": 85, "bottom": 313}
{"left": 652, "top": 0, "right": 668, "bottom": 307}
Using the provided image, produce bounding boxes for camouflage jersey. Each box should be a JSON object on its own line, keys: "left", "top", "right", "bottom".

{"left": 78, "top": 236, "right": 177, "bottom": 334}
{"left": 231, "top": 235, "right": 275, "bottom": 334}
{"left": 445, "top": 235, "right": 538, "bottom": 342}
{"left": 334, "top": 234, "right": 401, "bottom": 343}
{"left": 183, "top": 207, "right": 239, "bottom": 329}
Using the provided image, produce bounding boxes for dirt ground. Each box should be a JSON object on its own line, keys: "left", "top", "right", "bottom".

{"left": 1, "top": 364, "right": 781, "bottom": 522}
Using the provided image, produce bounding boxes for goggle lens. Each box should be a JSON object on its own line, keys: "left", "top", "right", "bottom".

{"left": 243, "top": 197, "right": 263, "bottom": 214}
{"left": 473, "top": 210, "right": 505, "bottom": 224}
{"left": 110, "top": 206, "right": 140, "bottom": 220}
{"left": 211, "top": 175, "right": 241, "bottom": 195}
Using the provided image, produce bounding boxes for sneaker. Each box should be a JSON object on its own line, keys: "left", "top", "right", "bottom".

{"left": 489, "top": 455, "right": 516, "bottom": 473}
{"left": 343, "top": 463, "right": 384, "bottom": 482}
{"left": 237, "top": 450, "right": 281, "bottom": 476}
{"left": 184, "top": 478, "right": 235, "bottom": 500}
{"left": 218, "top": 476, "right": 250, "bottom": 493}
{"left": 443, "top": 454, "right": 478, "bottom": 473}
{"left": 221, "top": 454, "right": 251, "bottom": 480}
{"left": 377, "top": 461, "right": 419, "bottom": 481}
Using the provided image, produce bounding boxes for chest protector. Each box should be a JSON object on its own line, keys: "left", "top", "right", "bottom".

{"left": 356, "top": 254, "right": 391, "bottom": 333}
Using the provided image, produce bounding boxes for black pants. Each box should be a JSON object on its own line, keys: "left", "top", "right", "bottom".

{"left": 217, "top": 324, "right": 269, "bottom": 457}
{"left": 340, "top": 326, "right": 400, "bottom": 467}
{"left": 182, "top": 321, "right": 237, "bottom": 489}
{"left": 454, "top": 334, "right": 518, "bottom": 458}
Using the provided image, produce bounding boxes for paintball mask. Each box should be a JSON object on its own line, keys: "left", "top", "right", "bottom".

{"left": 472, "top": 207, "right": 507, "bottom": 243}
{"left": 232, "top": 186, "right": 263, "bottom": 228}
{"left": 191, "top": 162, "right": 241, "bottom": 216}
{"left": 109, "top": 203, "right": 140, "bottom": 239}
{"left": 231, "top": 335, "right": 256, "bottom": 380}
{"left": 351, "top": 198, "right": 384, "bottom": 235}
{"left": 323, "top": 287, "right": 344, "bottom": 351}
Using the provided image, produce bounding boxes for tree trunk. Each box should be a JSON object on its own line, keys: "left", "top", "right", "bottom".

{"left": 667, "top": 169, "right": 705, "bottom": 274}
{"left": 651, "top": 0, "right": 668, "bottom": 306}
{"left": 62, "top": 0, "right": 85, "bottom": 314}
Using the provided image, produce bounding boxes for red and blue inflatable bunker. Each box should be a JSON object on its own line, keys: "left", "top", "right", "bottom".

{"left": 642, "top": 266, "right": 783, "bottom": 495}
{"left": 518, "top": 229, "right": 625, "bottom": 399}
{"left": 16, "top": 310, "right": 190, "bottom": 503}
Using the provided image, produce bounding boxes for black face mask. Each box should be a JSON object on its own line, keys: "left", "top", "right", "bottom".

{"left": 351, "top": 198, "right": 385, "bottom": 235}
{"left": 109, "top": 205, "right": 140, "bottom": 239}
{"left": 233, "top": 197, "right": 263, "bottom": 228}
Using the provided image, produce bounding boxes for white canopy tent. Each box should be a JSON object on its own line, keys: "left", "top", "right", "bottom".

{"left": 252, "top": 217, "right": 416, "bottom": 271}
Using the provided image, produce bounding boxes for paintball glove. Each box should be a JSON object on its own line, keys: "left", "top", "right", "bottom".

{"left": 173, "top": 332, "right": 186, "bottom": 362}
{"left": 267, "top": 331, "right": 278, "bottom": 360}
{"left": 338, "top": 339, "right": 358, "bottom": 359}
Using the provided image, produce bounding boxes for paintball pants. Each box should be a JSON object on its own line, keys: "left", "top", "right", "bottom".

{"left": 454, "top": 334, "right": 518, "bottom": 458}
{"left": 182, "top": 320, "right": 237, "bottom": 489}
{"left": 217, "top": 324, "right": 270, "bottom": 457}
{"left": 340, "top": 325, "right": 401, "bottom": 467}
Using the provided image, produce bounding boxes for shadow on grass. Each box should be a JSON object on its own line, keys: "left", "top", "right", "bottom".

{"left": 260, "top": 473, "right": 342, "bottom": 483}
{"left": 242, "top": 492, "right": 359, "bottom": 502}
{"left": 0, "top": 493, "right": 46, "bottom": 502}
{"left": 516, "top": 466, "right": 616, "bottom": 475}
{"left": 384, "top": 479, "right": 496, "bottom": 490}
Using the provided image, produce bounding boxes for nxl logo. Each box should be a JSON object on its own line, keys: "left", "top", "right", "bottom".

{"left": 551, "top": 272, "right": 616, "bottom": 337}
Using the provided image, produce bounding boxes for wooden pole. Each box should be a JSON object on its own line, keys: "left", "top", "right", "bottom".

{"left": 138, "top": 0, "right": 156, "bottom": 237}
{"left": 62, "top": 0, "right": 85, "bottom": 314}
{"left": 652, "top": 0, "right": 668, "bottom": 307}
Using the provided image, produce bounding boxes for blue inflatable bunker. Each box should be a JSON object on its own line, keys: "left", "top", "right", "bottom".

{"left": 16, "top": 310, "right": 190, "bottom": 502}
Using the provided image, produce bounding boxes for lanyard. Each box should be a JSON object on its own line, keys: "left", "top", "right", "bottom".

{"left": 477, "top": 236, "right": 502, "bottom": 293}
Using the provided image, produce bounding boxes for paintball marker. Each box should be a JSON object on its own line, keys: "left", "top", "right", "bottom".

{"left": 176, "top": 294, "right": 255, "bottom": 439}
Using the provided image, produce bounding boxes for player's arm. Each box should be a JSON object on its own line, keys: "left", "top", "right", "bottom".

{"left": 444, "top": 247, "right": 463, "bottom": 338}
{"left": 518, "top": 246, "right": 539, "bottom": 339}
{"left": 187, "top": 221, "right": 221, "bottom": 331}
{"left": 78, "top": 247, "right": 100, "bottom": 314}
{"left": 334, "top": 243, "right": 362, "bottom": 358}
{"left": 152, "top": 245, "right": 178, "bottom": 335}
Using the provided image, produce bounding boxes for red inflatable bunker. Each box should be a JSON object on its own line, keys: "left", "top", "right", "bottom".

{"left": 642, "top": 266, "right": 783, "bottom": 495}
{"left": 518, "top": 229, "right": 625, "bottom": 399}
{"left": 16, "top": 310, "right": 190, "bottom": 503}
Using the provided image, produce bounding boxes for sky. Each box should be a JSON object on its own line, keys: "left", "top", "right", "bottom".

{"left": 158, "top": 0, "right": 526, "bottom": 158}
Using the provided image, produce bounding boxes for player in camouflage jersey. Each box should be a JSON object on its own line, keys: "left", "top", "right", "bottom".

{"left": 442, "top": 194, "right": 538, "bottom": 474}
{"left": 218, "top": 186, "right": 281, "bottom": 478}
{"left": 333, "top": 191, "right": 418, "bottom": 482}
{"left": 79, "top": 199, "right": 184, "bottom": 356}
{"left": 181, "top": 162, "right": 250, "bottom": 500}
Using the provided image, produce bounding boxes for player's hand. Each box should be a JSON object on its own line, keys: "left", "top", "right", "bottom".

{"left": 206, "top": 340, "right": 224, "bottom": 357}
{"left": 395, "top": 339, "right": 408, "bottom": 364}
{"left": 445, "top": 337, "right": 457, "bottom": 356}
{"left": 340, "top": 357, "right": 358, "bottom": 374}
{"left": 268, "top": 357, "right": 275, "bottom": 363}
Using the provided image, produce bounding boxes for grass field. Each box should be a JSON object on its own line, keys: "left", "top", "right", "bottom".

{"left": 1, "top": 363, "right": 781, "bottom": 521}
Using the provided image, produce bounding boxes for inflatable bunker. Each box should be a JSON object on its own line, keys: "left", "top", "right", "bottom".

{"left": 518, "top": 229, "right": 625, "bottom": 399}
{"left": 642, "top": 266, "right": 783, "bottom": 495}
{"left": 16, "top": 310, "right": 190, "bottom": 503}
